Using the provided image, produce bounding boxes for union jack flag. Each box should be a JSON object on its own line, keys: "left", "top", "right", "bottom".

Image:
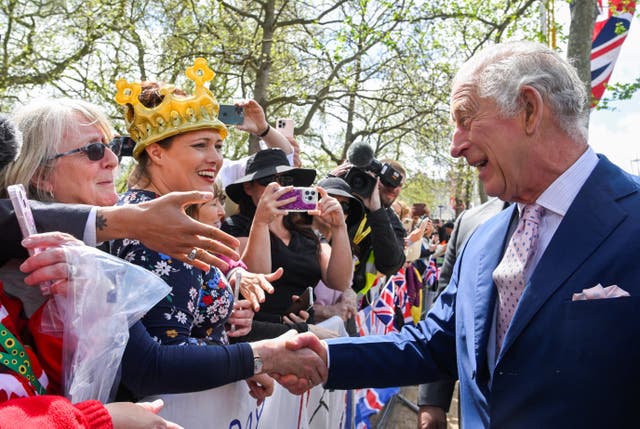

{"left": 424, "top": 257, "right": 440, "bottom": 290}
{"left": 372, "top": 276, "right": 396, "bottom": 334}
{"left": 590, "top": 0, "right": 636, "bottom": 106}
{"left": 390, "top": 268, "right": 414, "bottom": 326}
{"left": 354, "top": 386, "right": 400, "bottom": 429}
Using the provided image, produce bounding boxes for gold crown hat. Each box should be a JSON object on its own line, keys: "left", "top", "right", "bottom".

{"left": 115, "top": 58, "right": 228, "bottom": 160}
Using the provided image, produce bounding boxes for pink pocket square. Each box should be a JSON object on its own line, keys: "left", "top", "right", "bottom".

{"left": 572, "top": 284, "right": 631, "bottom": 301}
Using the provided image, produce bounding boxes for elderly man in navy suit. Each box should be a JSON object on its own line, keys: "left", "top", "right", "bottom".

{"left": 273, "top": 41, "right": 640, "bottom": 428}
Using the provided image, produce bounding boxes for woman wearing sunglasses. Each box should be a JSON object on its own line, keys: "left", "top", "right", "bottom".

{"left": 0, "top": 98, "right": 120, "bottom": 207}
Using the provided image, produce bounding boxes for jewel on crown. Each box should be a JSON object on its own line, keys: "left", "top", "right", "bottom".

{"left": 115, "top": 58, "right": 228, "bottom": 159}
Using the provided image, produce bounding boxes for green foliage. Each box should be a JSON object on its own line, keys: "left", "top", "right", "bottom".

{"left": 1, "top": 0, "right": 549, "bottom": 208}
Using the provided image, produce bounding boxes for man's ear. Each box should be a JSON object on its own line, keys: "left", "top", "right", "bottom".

{"left": 520, "top": 85, "right": 544, "bottom": 135}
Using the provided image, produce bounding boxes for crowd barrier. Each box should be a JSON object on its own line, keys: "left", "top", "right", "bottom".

{"left": 147, "top": 316, "right": 349, "bottom": 429}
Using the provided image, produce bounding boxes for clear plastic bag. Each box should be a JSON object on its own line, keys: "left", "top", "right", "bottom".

{"left": 49, "top": 245, "right": 170, "bottom": 404}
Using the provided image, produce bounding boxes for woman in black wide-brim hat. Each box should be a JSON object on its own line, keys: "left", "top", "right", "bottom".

{"left": 223, "top": 149, "right": 353, "bottom": 324}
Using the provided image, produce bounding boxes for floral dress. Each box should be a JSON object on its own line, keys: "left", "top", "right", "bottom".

{"left": 111, "top": 189, "right": 234, "bottom": 346}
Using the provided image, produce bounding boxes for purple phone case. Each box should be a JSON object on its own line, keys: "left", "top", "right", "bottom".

{"left": 278, "top": 188, "right": 317, "bottom": 211}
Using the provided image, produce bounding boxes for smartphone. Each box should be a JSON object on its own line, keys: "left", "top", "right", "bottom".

{"left": 277, "top": 187, "right": 318, "bottom": 212}
{"left": 7, "top": 184, "right": 52, "bottom": 295}
{"left": 219, "top": 104, "right": 245, "bottom": 125}
{"left": 276, "top": 118, "right": 294, "bottom": 138}
{"left": 285, "top": 286, "right": 314, "bottom": 315}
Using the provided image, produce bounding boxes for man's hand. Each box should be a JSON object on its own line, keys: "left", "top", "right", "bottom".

{"left": 417, "top": 405, "right": 447, "bottom": 429}
{"left": 361, "top": 177, "right": 382, "bottom": 211}
{"left": 106, "top": 399, "right": 183, "bottom": 429}
{"left": 266, "top": 332, "right": 329, "bottom": 394}
{"left": 251, "top": 331, "right": 328, "bottom": 395}
{"left": 98, "top": 191, "right": 240, "bottom": 272}
{"left": 233, "top": 268, "right": 280, "bottom": 311}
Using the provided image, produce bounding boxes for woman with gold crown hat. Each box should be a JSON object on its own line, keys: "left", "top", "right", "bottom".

{"left": 0, "top": 62, "right": 287, "bottom": 405}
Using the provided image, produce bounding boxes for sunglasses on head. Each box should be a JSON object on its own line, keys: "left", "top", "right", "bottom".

{"left": 255, "top": 174, "right": 295, "bottom": 187}
{"left": 48, "top": 142, "right": 110, "bottom": 162}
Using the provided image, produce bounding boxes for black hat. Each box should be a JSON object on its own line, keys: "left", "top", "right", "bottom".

{"left": 225, "top": 148, "right": 316, "bottom": 203}
{"left": 317, "top": 176, "right": 365, "bottom": 227}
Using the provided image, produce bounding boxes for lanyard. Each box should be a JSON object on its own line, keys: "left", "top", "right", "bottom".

{"left": 0, "top": 322, "right": 46, "bottom": 395}
{"left": 353, "top": 217, "right": 371, "bottom": 246}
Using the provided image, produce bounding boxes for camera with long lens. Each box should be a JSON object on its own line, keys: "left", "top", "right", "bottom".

{"left": 343, "top": 142, "right": 403, "bottom": 198}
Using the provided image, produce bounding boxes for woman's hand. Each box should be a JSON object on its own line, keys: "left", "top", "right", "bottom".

{"left": 234, "top": 99, "right": 268, "bottom": 135}
{"left": 311, "top": 187, "right": 346, "bottom": 230}
{"left": 245, "top": 373, "right": 275, "bottom": 406}
{"left": 253, "top": 183, "right": 295, "bottom": 226}
{"left": 227, "top": 299, "right": 255, "bottom": 337}
{"left": 234, "top": 268, "right": 282, "bottom": 311}
{"left": 19, "top": 232, "right": 85, "bottom": 295}
{"left": 407, "top": 218, "right": 431, "bottom": 244}
{"left": 282, "top": 296, "right": 310, "bottom": 325}
{"left": 106, "top": 399, "right": 183, "bottom": 429}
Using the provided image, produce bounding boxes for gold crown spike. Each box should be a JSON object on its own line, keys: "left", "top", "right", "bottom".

{"left": 115, "top": 58, "right": 228, "bottom": 160}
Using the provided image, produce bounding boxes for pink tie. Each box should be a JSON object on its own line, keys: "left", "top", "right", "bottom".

{"left": 493, "top": 204, "right": 545, "bottom": 352}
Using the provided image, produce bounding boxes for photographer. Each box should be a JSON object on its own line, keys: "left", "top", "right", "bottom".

{"left": 329, "top": 148, "right": 406, "bottom": 307}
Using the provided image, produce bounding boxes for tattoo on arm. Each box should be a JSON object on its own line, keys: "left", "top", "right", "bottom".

{"left": 96, "top": 212, "right": 108, "bottom": 231}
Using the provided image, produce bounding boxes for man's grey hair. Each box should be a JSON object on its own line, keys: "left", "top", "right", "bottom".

{"left": 453, "top": 41, "right": 589, "bottom": 143}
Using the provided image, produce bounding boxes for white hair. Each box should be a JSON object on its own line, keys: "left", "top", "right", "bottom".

{"left": 453, "top": 41, "right": 589, "bottom": 143}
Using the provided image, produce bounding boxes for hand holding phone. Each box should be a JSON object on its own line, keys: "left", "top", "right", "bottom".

{"left": 7, "top": 184, "right": 52, "bottom": 295}
{"left": 219, "top": 104, "right": 245, "bottom": 125}
{"left": 276, "top": 118, "right": 294, "bottom": 138}
{"left": 277, "top": 187, "right": 318, "bottom": 212}
{"left": 285, "top": 286, "right": 314, "bottom": 315}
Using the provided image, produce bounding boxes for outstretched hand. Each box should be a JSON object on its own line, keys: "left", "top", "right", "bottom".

{"left": 234, "top": 267, "right": 281, "bottom": 311}
{"left": 270, "top": 332, "right": 329, "bottom": 395}
{"left": 251, "top": 331, "right": 328, "bottom": 395}
{"left": 113, "top": 191, "right": 240, "bottom": 272}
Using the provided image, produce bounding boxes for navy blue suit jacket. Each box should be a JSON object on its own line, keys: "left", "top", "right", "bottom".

{"left": 326, "top": 156, "right": 640, "bottom": 428}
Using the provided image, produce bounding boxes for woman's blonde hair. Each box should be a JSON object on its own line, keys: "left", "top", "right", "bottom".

{"left": 0, "top": 98, "right": 113, "bottom": 201}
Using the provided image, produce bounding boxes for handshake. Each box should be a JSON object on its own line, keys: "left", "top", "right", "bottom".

{"left": 250, "top": 331, "right": 329, "bottom": 395}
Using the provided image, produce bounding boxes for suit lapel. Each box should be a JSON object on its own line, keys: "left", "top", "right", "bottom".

{"left": 472, "top": 205, "right": 516, "bottom": 377}
{"left": 499, "top": 157, "right": 636, "bottom": 356}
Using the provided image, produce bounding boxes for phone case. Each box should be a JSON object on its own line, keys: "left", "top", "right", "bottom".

{"left": 8, "top": 184, "right": 52, "bottom": 295}
{"left": 8, "top": 184, "right": 38, "bottom": 251}
{"left": 219, "top": 104, "right": 244, "bottom": 125}
{"left": 276, "top": 118, "right": 294, "bottom": 138}
{"left": 285, "top": 287, "right": 314, "bottom": 315}
{"left": 278, "top": 187, "right": 318, "bottom": 211}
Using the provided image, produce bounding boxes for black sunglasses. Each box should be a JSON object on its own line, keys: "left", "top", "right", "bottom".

{"left": 255, "top": 174, "right": 294, "bottom": 187}
{"left": 339, "top": 201, "right": 350, "bottom": 213}
{"left": 48, "top": 142, "right": 110, "bottom": 162}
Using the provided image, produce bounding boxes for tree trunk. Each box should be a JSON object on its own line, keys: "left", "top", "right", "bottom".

{"left": 567, "top": 0, "right": 598, "bottom": 116}
{"left": 250, "top": 0, "right": 276, "bottom": 154}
